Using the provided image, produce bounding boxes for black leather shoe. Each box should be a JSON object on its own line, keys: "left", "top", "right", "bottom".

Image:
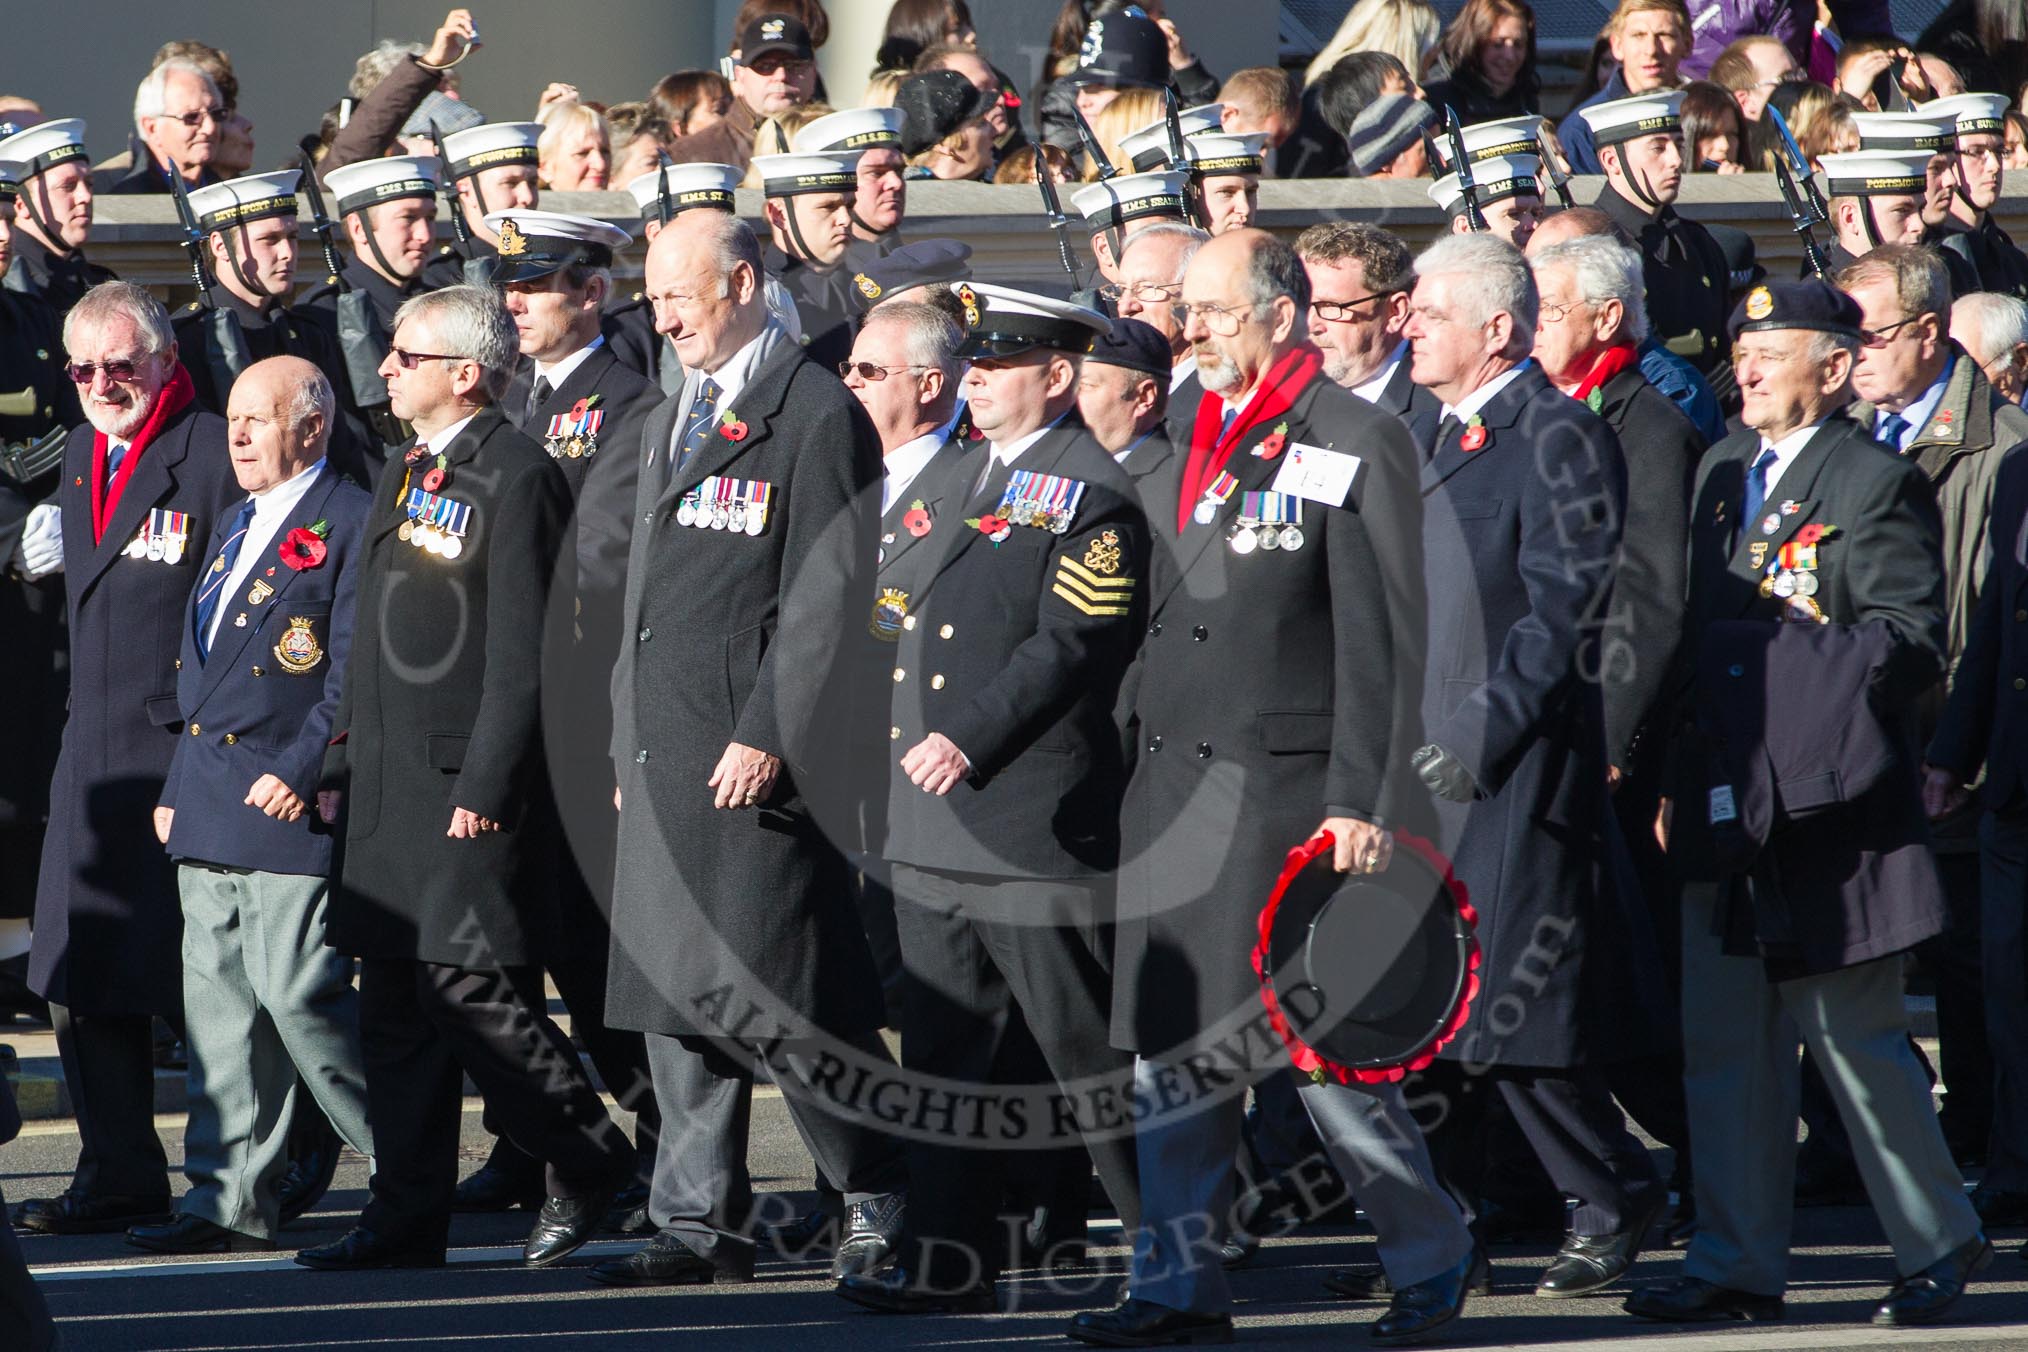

{"left": 1535, "top": 1196, "right": 1665, "bottom": 1297}
{"left": 294, "top": 1226, "right": 445, "bottom": 1270}
{"left": 1067, "top": 1297, "right": 1234, "bottom": 1346}
{"left": 524, "top": 1187, "right": 617, "bottom": 1267}
{"left": 1373, "top": 1249, "right": 1475, "bottom": 1344}
{"left": 451, "top": 1162, "right": 545, "bottom": 1213}
{"left": 1624, "top": 1277, "right": 1784, "bottom": 1322}
{"left": 835, "top": 1265, "right": 996, "bottom": 1314}
{"left": 832, "top": 1192, "right": 904, "bottom": 1279}
{"left": 1972, "top": 1188, "right": 2028, "bottom": 1229}
{"left": 1324, "top": 1249, "right": 1491, "bottom": 1301}
{"left": 765, "top": 1209, "right": 838, "bottom": 1259}
{"left": 1873, "top": 1233, "right": 1992, "bottom": 1326}
{"left": 277, "top": 1143, "right": 341, "bottom": 1227}
{"left": 1220, "top": 1235, "right": 1257, "bottom": 1270}
{"left": 128, "top": 1213, "right": 275, "bottom": 1254}
{"left": 589, "top": 1232, "right": 751, "bottom": 1286}
{"left": 600, "top": 1184, "right": 652, "bottom": 1235}
{"left": 15, "top": 1191, "right": 172, "bottom": 1235}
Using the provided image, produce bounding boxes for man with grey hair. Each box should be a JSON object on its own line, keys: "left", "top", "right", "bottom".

{"left": 1112, "top": 222, "right": 1209, "bottom": 396}
{"left": 1405, "top": 233, "right": 1669, "bottom": 1301}
{"left": 302, "top": 284, "right": 636, "bottom": 1272}
{"left": 1843, "top": 244, "right": 2028, "bottom": 1226}
{"left": 1952, "top": 291, "right": 2028, "bottom": 406}
{"left": 1637, "top": 277, "right": 1990, "bottom": 1328}
{"left": 102, "top": 58, "right": 223, "bottom": 195}
{"left": 1298, "top": 219, "right": 1439, "bottom": 445}
{"left": 17, "top": 281, "right": 241, "bottom": 1237}
{"left": 129, "top": 356, "right": 377, "bottom": 1255}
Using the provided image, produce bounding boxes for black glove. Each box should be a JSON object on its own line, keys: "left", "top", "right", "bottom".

{"left": 1413, "top": 742, "right": 1478, "bottom": 803}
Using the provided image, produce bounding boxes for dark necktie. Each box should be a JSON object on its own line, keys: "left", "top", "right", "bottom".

{"left": 526, "top": 374, "right": 553, "bottom": 425}
{"left": 1741, "top": 447, "right": 1778, "bottom": 535}
{"left": 104, "top": 441, "right": 129, "bottom": 496}
{"left": 1431, "top": 413, "right": 1460, "bottom": 464}
{"left": 672, "top": 376, "right": 723, "bottom": 480}
{"left": 194, "top": 499, "right": 256, "bottom": 660}
{"left": 1877, "top": 412, "right": 1910, "bottom": 453}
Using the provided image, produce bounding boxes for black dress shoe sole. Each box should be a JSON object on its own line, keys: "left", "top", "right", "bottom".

{"left": 1626, "top": 1296, "right": 1784, "bottom": 1323}
{"left": 589, "top": 1262, "right": 752, "bottom": 1287}
{"left": 1067, "top": 1322, "right": 1235, "bottom": 1347}
{"left": 1872, "top": 1244, "right": 1994, "bottom": 1326}
{"left": 293, "top": 1250, "right": 446, "bottom": 1270}
{"left": 1371, "top": 1303, "right": 1464, "bottom": 1346}
{"left": 19, "top": 1208, "right": 172, "bottom": 1236}
{"left": 127, "top": 1232, "right": 275, "bottom": 1255}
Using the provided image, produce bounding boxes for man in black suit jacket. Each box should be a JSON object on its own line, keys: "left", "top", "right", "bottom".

{"left": 601, "top": 214, "right": 905, "bottom": 1289}
{"left": 1405, "top": 235, "right": 1668, "bottom": 1300}
{"left": 1297, "top": 222, "right": 1440, "bottom": 447}
{"left": 302, "top": 285, "right": 633, "bottom": 1273}
{"left": 18, "top": 282, "right": 242, "bottom": 1237}
{"left": 403, "top": 212, "right": 668, "bottom": 1223}
{"left": 838, "top": 285, "right": 1148, "bottom": 1315}
{"left": 1632, "top": 279, "right": 1989, "bottom": 1327}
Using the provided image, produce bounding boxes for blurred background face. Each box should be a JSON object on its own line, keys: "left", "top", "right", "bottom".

{"left": 213, "top": 217, "right": 299, "bottom": 299}
{"left": 1479, "top": 15, "right": 1529, "bottom": 94}
{"left": 1303, "top": 253, "right": 1398, "bottom": 386}
{"left": 1738, "top": 40, "right": 1798, "bottom": 121}
{"left": 1479, "top": 195, "right": 1542, "bottom": 249}
{"left": 855, "top": 149, "right": 906, "bottom": 232}
{"left": 734, "top": 52, "right": 817, "bottom": 116}
{"left": 26, "top": 163, "right": 93, "bottom": 250}
{"left": 0, "top": 201, "right": 13, "bottom": 273}
{"left": 349, "top": 199, "right": 436, "bottom": 281}
{"left": 1074, "top": 83, "right": 1123, "bottom": 123}
{"left": 1116, "top": 237, "right": 1191, "bottom": 356}
{"left": 929, "top": 120, "right": 994, "bottom": 180}
{"left": 70, "top": 315, "right": 175, "bottom": 441}
{"left": 141, "top": 66, "right": 220, "bottom": 177}
{"left": 544, "top": 121, "right": 611, "bottom": 191}
{"left": 214, "top": 108, "right": 256, "bottom": 178}
{"left": 1611, "top": 10, "right": 1685, "bottom": 93}
{"left": 935, "top": 51, "right": 1008, "bottom": 139}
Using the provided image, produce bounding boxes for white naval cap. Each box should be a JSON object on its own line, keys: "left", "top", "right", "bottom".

{"left": 1118, "top": 119, "right": 1190, "bottom": 174}
{"left": 186, "top": 170, "right": 301, "bottom": 233}
{"left": 0, "top": 118, "right": 89, "bottom": 179}
{"left": 955, "top": 282, "right": 1109, "bottom": 359}
{"left": 324, "top": 155, "right": 440, "bottom": 219}
{"left": 624, "top": 162, "right": 740, "bottom": 220}
{"left": 1922, "top": 93, "right": 2010, "bottom": 139}
{"left": 440, "top": 121, "right": 542, "bottom": 181}
{"left": 1186, "top": 131, "right": 1266, "bottom": 177}
{"left": 1071, "top": 169, "right": 1191, "bottom": 227}
{"left": 1431, "top": 114, "right": 1544, "bottom": 166}
{"left": 1429, "top": 152, "right": 1542, "bottom": 215}
{"left": 791, "top": 106, "right": 904, "bottom": 155}
{"left": 1576, "top": 90, "right": 1684, "bottom": 146}
{"left": 481, "top": 208, "right": 633, "bottom": 283}
{"left": 1177, "top": 103, "right": 1226, "bottom": 137}
{"left": 1816, "top": 148, "right": 1934, "bottom": 197}
{"left": 1849, "top": 111, "right": 1951, "bottom": 154}
{"left": 751, "top": 150, "right": 863, "bottom": 197}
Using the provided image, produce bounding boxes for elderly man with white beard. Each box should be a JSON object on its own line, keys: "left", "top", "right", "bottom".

{"left": 16, "top": 281, "right": 242, "bottom": 1236}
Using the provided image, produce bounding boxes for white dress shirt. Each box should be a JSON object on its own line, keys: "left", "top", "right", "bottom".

{"left": 1439, "top": 360, "right": 1531, "bottom": 426}
{"left": 204, "top": 458, "right": 327, "bottom": 649}
{"left": 1169, "top": 360, "right": 1195, "bottom": 394}
{"left": 531, "top": 333, "right": 605, "bottom": 389}
{"left": 1753, "top": 420, "right": 1825, "bottom": 501}
{"left": 1350, "top": 341, "right": 1409, "bottom": 406}
{"left": 987, "top": 414, "right": 1064, "bottom": 472}
{"left": 696, "top": 328, "right": 773, "bottom": 411}
{"left": 881, "top": 408, "right": 961, "bottom": 512}
{"left": 419, "top": 414, "right": 477, "bottom": 459}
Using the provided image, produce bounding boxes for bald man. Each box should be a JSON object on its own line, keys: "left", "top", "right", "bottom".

{"left": 135, "top": 356, "right": 377, "bottom": 1253}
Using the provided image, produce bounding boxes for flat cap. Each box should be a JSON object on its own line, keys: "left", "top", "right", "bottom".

{"left": 1728, "top": 279, "right": 1862, "bottom": 342}
{"left": 1346, "top": 94, "right": 1436, "bottom": 177}
{"left": 1086, "top": 316, "right": 1173, "bottom": 377}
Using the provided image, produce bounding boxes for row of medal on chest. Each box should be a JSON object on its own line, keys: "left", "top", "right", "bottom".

{"left": 1202, "top": 487, "right": 1307, "bottom": 554}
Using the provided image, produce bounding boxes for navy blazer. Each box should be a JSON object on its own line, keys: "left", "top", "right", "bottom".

{"left": 159, "top": 464, "right": 371, "bottom": 876}
{"left": 1934, "top": 442, "right": 2028, "bottom": 807}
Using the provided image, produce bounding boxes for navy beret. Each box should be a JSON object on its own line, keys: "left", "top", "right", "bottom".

{"left": 1086, "top": 316, "right": 1173, "bottom": 378}
{"left": 1727, "top": 278, "right": 1862, "bottom": 342}
{"left": 848, "top": 238, "right": 974, "bottom": 311}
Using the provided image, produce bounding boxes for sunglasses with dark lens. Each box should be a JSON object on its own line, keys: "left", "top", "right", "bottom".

{"left": 388, "top": 347, "right": 466, "bottom": 369}
{"left": 65, "top": 359, "right": 141, "bottom": 384}
{"left": 164, "top": 107, "right": 222, "bottom": 128}
{"left": 837, "top": 360, "right": 930, "bottom": 382}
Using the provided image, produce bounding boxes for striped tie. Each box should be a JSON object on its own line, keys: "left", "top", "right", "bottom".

{"left": 672, "top": 376, "right": 723, "bottom": 480}
{"left": 194, "top": 500, "right": 256, "bottom": 660}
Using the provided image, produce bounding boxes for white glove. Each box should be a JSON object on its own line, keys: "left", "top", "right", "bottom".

{"left": 13, "top": 503, "right": 63, "bottom": 580}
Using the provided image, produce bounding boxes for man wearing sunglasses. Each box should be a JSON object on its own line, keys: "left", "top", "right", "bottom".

{"left": 100, "top": 59, "right": 222, "bottom": 196}
{"left": 668, "top": 13, "right": 818, "bottom": 175}
{"left": 16, "top": 281, "right": 240, "bottom": 1238}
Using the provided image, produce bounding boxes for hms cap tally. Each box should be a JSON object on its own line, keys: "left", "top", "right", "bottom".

{"left": 323, "top": 155, "right": 440, "bottom": 218}
{"left": 623, "top": 162, "right": 740, "bottom": 220}
{"left": 186, "top": 170, "right": 302, "bottom": 233}
{"left": 1577, "top": 89, "right": 1685, "bottom": 146}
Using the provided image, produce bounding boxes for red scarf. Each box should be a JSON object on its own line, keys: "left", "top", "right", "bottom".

{"left": 1177, "top": 343, "right": 1324, "bottom": 533}
{"left": 1567, "top": 341, "right": 1638, "bottom": 409}
{"left": 91, "top": 365, "right": 195, "bottom": 542}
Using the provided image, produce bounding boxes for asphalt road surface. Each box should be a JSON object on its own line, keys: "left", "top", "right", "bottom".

{"left": 9, "top": 1097, "right": 2028, "bottom": 1351}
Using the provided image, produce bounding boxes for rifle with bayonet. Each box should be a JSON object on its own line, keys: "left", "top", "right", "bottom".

{"left": 1034, "top": 147, "right": 1084, "bottom": 288}
{"left": 1539, "top": 141, "right": 1575, "bottom": 209}
{"left": 1162, "top": 87, "right": 1206, "bottom": 231}
{"left": 1073, "top": 107, "right": 1118, "bottom": 182}
{"left": 654, "top": 150, "right": 675, "bottom": 228}
{"left": 1767, "top": 105, "right": 1833, "bottom": 280}
{"left": 299, "top": 139, "right": 400, "bottom": 442}
{"left": 1444, "top": 107, "right": 1488, "bottom": 233}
